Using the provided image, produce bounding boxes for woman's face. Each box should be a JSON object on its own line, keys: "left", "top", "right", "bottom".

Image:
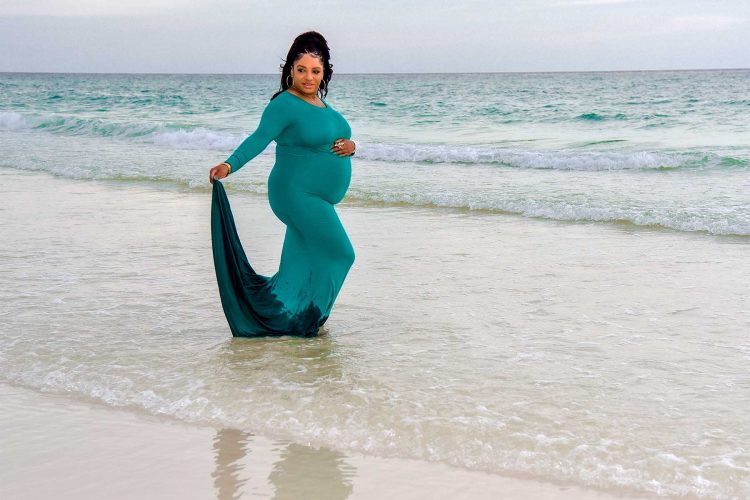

{"left": 291, "top": 53, "right": 324, "bottom": 97}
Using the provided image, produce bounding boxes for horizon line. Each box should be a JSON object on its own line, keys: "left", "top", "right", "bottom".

{"left": 1, "top": 67, "right": 749, "bottom": 76}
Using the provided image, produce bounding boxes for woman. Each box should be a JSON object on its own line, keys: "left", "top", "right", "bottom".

{"left": 208, "top": 31, "right": 356, "bottom": 338}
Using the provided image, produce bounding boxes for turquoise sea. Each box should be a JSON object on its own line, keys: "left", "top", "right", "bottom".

{"left": 1, "top": 71, "right": 749, "bottom": 498}
{"left": 1, "top": 70, "right": 749, "bottom": 234}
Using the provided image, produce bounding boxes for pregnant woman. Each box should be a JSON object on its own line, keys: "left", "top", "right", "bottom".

{"left": 208, "top": 31, "right": 356, "bottom": 338}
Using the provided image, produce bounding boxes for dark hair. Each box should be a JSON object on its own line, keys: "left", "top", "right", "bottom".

{"left": 271, "top": 31, "right": 333, "bottom": 100}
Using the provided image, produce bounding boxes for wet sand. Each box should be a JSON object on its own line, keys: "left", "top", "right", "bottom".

{"left": 0, "top": 383, "right": 650, "bottom": 500}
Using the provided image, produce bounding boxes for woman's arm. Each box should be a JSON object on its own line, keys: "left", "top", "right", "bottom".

{"left": 210, "top": 98, "right": 290, "bottom": 183}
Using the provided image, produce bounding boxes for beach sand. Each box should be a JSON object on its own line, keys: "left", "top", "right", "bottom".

{"left": 0, "top": 383, "right": 649, "bottom": 500}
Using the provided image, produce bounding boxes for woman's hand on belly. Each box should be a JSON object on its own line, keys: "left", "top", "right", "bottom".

{"left": 330, "top": 138, "right": 355, "bottom": 157}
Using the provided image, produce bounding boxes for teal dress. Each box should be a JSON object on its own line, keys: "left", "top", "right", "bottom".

{"left": 211, "top": 90, "right": 355, "bottom": 338}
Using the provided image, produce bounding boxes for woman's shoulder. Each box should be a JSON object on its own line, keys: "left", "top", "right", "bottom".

{"left": 261, "top": 91, "right": 295, "bottom": 117}
{"left": 267, "top": 90, "right": 290, "bottom": 106}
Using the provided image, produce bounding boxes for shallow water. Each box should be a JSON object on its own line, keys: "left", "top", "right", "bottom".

{"left": 1, "top": 171, "right": 748, "bottom": 498}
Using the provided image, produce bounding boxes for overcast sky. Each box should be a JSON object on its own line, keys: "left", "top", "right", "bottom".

{"left": 1, "top": 0, "right": 748, "bottom": 73}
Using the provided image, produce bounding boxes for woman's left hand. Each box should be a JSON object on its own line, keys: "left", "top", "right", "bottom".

{"left": 331, "top": 138, "right": 355, "bottom": 157}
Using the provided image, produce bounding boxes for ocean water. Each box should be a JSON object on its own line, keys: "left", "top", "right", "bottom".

{"left": 1, "top": 71, "right": 749, "bottom": 234}
{"left": 1, "top": 71, "right": 750, "bottom": 498}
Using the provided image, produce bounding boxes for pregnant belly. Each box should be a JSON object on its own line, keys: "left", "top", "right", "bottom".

{"left": 270, "top": 145, "right": 352, "bottom": 205}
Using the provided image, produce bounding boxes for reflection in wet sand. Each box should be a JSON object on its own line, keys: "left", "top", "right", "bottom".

{"left": 212, "top": 428, "right": 251, "bottom": 500}
{"left": 269, "top": 442, "right": 355, "bottom": 500}
{"left": 212, "top": 428, "right": 355, "bottom": 499}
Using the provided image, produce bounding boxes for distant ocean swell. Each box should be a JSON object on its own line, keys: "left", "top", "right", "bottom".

{"left": 0, "top": 110, "right": 241, "bottom": 150}
{"left": 1, "top": 111, "right": 746, "bottom": 172}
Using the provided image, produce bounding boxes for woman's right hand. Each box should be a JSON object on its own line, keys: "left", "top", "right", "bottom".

{"left": 209, "top": 162, "right": 231, "bottom": 184}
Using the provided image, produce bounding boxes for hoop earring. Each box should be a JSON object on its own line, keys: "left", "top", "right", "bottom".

{"left": 285, "top": 74, "right": 292, "bottom": 88}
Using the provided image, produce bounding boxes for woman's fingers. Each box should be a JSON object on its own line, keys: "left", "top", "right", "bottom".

{"left": 209, "top": 163, "right": 230, "bottom": 184}
{"left": 330, "top": 139, "right": 351, "bottom": 156}
{"left": 210, "top": 167, "right": 222, "bottom": 183}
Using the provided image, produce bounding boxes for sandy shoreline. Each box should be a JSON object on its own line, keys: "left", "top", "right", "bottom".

{"left": 0, "top": 383, "right": 652, "bottom": 499}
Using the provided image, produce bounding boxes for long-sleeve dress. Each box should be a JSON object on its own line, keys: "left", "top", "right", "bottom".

{"left": 211, "top": 90, "right": 355, "bottom": 337}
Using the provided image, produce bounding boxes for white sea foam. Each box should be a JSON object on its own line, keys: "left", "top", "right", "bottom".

{"left": 151, "top": 127, "right": 242, "bottom": 150}
{"left": 0, "top": 111, "right": 31, "bottom": 130}
{"left": 0, "top": 111, "right": 225, "bottom": 144}
{"left": 344, "top": 187, "right": 750, "bottom": 236}
{"left": 357, "top": 142, "right": 683, "bottom": 171}
{"left": 4, "top": 161, "right": 747, "bottom": 235}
